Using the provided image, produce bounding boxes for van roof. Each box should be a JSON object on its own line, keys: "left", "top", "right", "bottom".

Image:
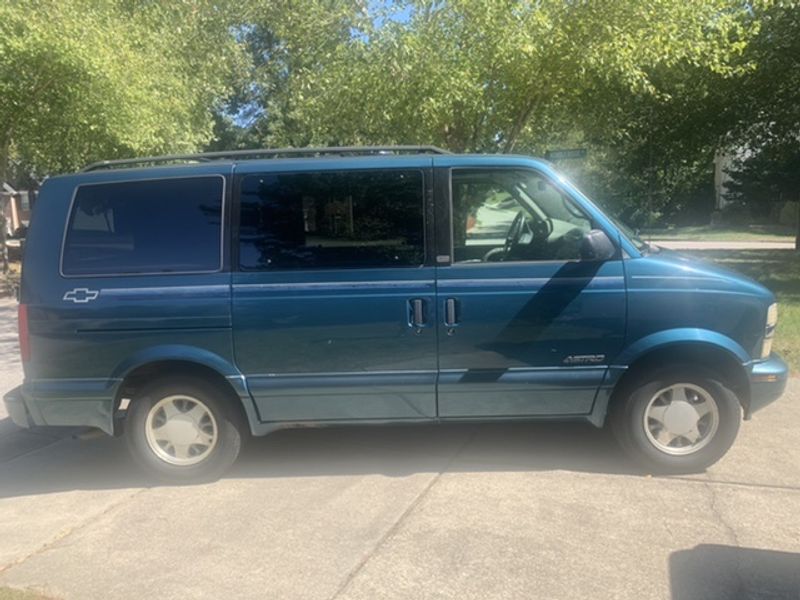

{"left": 82, "top": 146, "right": 452, "bottom": 173}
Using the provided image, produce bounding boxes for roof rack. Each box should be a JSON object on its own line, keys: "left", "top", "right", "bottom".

{"left": 82, "top": 145, "right": 451, "bottom": 172}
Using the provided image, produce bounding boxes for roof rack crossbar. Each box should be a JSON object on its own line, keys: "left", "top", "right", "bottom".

{"left": 82, "top": 145, "right": 451, "bottom": 172}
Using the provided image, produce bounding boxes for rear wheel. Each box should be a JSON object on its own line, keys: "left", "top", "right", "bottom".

{"left": 125, "top": 377, "right": 243, "bottom": 482}
{"left": 610, "top": 368, "right": 741, "bottom": 474}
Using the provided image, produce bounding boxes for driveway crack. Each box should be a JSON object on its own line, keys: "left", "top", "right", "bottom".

{"left": 0, "top": 488, "right": 147, "bottom": 576}
{"left": 328, "top": 428, "right": 478, "bottom": 600}
{"left": 703, "top": 474, "right": 745, "bottom": 596}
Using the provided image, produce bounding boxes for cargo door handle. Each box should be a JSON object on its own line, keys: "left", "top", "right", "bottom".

{"left": 444, "top": 298, "right": 459, "bottom": 327}
{"left": 408, "top": 299, "right": 426, "bottom": 329}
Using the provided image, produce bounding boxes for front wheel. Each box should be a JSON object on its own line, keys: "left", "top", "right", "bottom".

{"left": 610, "top": 369, "right": 741, "bottom": 474}
{"left": 125, "top": 377, "right": 243, "bottom": 482}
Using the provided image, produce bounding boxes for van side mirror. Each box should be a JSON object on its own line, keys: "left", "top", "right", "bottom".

{"left": 580, "top": 229, "right": 616, "bottom": 261}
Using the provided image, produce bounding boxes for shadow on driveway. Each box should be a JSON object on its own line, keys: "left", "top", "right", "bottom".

{"left": 670, "top": 544, "right": 800, "bottom": 600}
{"left": 0, "top": 419, "right": 644, "bottom": 498}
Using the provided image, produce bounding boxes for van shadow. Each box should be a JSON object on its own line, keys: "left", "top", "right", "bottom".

{"left": 476, "top": 260, "right": 604, "bottom": 364}
{"left": 0, "top": 419, "right": 644, "bottom": 498}
{"left": 670, "top": 544, "right": 800, "bottom": 600}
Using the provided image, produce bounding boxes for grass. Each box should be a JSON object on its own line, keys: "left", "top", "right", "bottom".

{"left": 0, "top": 588, "right": 55, "bottom": 600}
{"left": 642, "top": 224, "right": 795, "bottom": 242}
{"left": 682, "top": 249, "right": 800, "bottom": 373}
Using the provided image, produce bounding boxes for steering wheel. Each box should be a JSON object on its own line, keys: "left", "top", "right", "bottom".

{"left": 482, "top": 212, "right": 529, "bottom": 262}
{"left": 504, "top": 212, "right": 554, "bottom": 257}
{"left": 482, "top": 211, "right": 554, "bottom": 262}
{"left": 502, "top": 211, "right": 527, "bottom": 258}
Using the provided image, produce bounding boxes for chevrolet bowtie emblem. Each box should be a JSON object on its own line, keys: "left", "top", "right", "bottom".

{"left": 63, "top": 288, "right": 100, "bottom": 303}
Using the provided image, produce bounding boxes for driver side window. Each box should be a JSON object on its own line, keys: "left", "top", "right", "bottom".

{"left": 451, "top": 169, "right": 592, "bottom": 263}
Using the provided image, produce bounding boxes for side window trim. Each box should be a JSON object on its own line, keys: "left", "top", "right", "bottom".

{"left": 60, "top": 174, "right": 227, "bottom": 278}
{"left": 433, "top": 167, "right": 453, "bottom": 265}
{"left": 230, "top": 170, "right": 243, "bottom": 274}
{"left": 423, "top": 166, "right": 436, "bottom": 267}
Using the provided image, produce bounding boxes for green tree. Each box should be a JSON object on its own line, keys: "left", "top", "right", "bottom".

{"left": 0, "top": 0, "right": 245, "bottom": 183}
{"left": 724, "top": 2, "right": 800, "bottom": 151}
{"left": 219, "top": 0, "right": 368, "bottom": 149}
{"left": 583, "top": 0, "right": 800, "bottom": 235}
{"left": 720, "top": 2, "right": 800, "bottom": 248}
{"left": 256, "top": 0, "right": 755, "bottom": 155}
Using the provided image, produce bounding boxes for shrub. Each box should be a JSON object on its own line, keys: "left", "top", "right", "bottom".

{"left": 779, "top": 202, "right": 799, "bottom": 227}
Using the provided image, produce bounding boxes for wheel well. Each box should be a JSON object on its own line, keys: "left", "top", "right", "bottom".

{"left": 115, "top": 360, "right": 248, "bottom": 435}
{"left": 612, "top": 344, "right": 750, "bottom": 410}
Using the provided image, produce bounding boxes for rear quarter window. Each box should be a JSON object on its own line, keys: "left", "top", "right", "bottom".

{"left": 62, "top": 176, "right": 224, "bottom": 276}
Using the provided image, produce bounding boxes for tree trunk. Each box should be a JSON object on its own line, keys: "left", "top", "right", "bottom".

{"left": 0, "top": 197, "right": 7, "bottom": 275}
{"left": 502, "top": 98, "right": 538, "bottom": 154}
{"left": 0, "top": 139, "right": 8, "bottom": 274}
{"left": 0, "top": 144, "right": 8, "bottom": 185}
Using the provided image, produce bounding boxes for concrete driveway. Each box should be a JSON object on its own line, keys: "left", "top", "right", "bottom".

{"left": 0, "top": 297, "right": 798, "bottom": 600}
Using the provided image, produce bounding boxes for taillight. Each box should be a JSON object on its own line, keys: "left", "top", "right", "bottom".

{"left": 18, "top": 303, "right": 31, "bottom": 363}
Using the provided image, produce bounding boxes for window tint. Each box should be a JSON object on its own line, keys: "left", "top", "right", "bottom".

{"left": 239, "top": 170, "right": 425, "bottom": 270}
{"left": 452, "top": 169, "right": 592, "bottom": 263}
{"left": 62, "top": 177, "right": 223, "bottom": 276}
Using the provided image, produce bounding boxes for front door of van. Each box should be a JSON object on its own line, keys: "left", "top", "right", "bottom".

{"left": 434, "top": 167, "right": 626, "bottom": 417}
{"left": 231, "top": 163, "right": 438, "bottom": 423}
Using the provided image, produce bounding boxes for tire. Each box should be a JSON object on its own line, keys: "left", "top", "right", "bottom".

{"left": 610, "top": 367, "right": 741, "bottom": 474}
{"left": 125, "top": 377, "right": 243, "bottom": 482}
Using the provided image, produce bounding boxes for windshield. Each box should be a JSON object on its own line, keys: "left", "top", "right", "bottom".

{"left": 555, "top": 173, "right": 652, "bottom": 253}
{"left": 603, "top": 211, "right": 652, "bottom": 253}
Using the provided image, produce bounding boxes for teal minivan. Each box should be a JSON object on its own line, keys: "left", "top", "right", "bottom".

{"left": 3, "top": 147, "right": 788, "bottom": 481}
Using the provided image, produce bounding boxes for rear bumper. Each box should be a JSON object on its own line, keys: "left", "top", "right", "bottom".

{"left": 3, "top": 381, "right": 116, "bottom": 434}
{"left": 748, "top": 354, "right": 789, "bottom": 416}
{"left": 3, "top": 386, "right": 32, "bottom": 428}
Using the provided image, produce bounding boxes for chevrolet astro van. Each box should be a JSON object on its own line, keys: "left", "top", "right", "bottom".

{"left": 3, "top": 146, "right": 788, "bottom": 481}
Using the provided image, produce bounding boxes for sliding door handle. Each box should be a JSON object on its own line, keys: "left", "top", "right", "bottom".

{"left": 408, "top": 298, "right": 426, "bottom": 328}
{"left": 444, "top": 298, "right": 459, "bottom": 327}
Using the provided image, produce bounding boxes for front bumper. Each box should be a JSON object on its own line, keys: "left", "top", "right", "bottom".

{"left": 748, "top": 354, "right": 790, "bottom": 416}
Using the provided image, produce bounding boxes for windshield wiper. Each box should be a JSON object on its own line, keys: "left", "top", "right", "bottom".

{"left": 640, "top": 241, "right": 662, "bottom": 255}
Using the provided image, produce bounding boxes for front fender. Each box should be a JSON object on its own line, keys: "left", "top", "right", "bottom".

{"left": 613, "top": 328, "right": 752, "bottom": 367}
{"left": 588, "top": 329, "right": 753, "bottom": 428}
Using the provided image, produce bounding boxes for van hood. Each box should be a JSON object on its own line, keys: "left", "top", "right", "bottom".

{"left": 643, "top": 246, "right": 776, "bottom": 303}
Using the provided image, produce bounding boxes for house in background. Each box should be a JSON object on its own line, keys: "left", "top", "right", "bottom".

{"left": 1, "top": 182, "right": 34, "bottom": 237}
{"left": 713, "top": 148, "right": 753, "bottom": 211}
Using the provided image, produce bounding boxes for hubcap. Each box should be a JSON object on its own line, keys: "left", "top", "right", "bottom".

{"left": 643, "top": 383, "right": 720, "bottom": 456}
{"left": 145, "top": 395, "right": 218, "bottom": 466}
